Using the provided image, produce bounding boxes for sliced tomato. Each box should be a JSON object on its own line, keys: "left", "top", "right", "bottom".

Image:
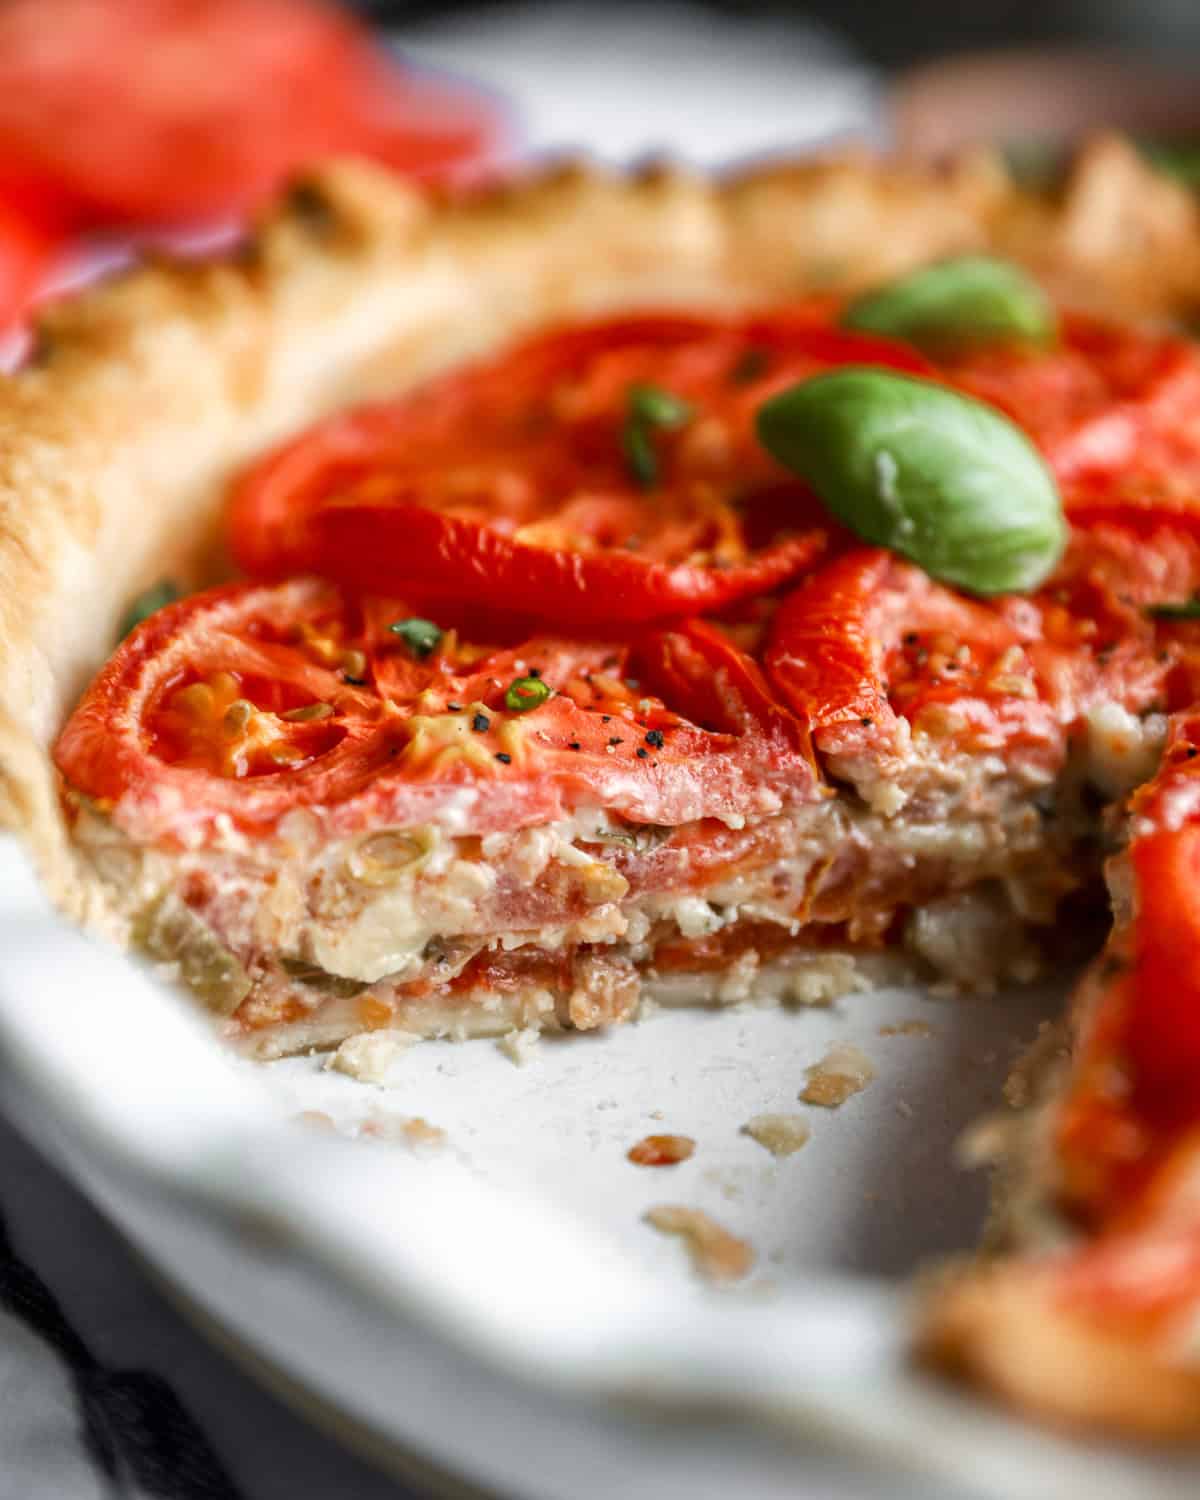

{"left": 762, "top": 541, "right": 1169, "bottom": 769}
{"left": 942, "top": 314, "right": 1200, "bottom": 509}
{"left": 53, "top": 580, "right": 816, "bottom": 848}
{"left": 0, "top": 192, "right": 61, "bottom": 326}
{"left": 0, "top": 0, "right": 501, "bottom": 228}
{"left": 228, "top": 309, "right": 931, "bottom": 624}
{"left": 1126, "top": 825, "right": 1200, "bottom": 1125}
{"left": 1052, "top": 718, "right": 1200, "bottom": 1231}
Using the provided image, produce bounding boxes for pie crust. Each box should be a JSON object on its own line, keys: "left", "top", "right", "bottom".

{"left": 3, "top": 132, "right": 1200, "bottom": 1435}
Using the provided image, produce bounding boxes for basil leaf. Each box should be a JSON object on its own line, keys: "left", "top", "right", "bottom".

{"left": 842, "top": 256, "right": 1055, "bottom": 353}
{"left": 757, "top": 369, "right": 1066, "bottom": 596}
{"left": 119, "top": 580, "right": 180, "bottom": 639}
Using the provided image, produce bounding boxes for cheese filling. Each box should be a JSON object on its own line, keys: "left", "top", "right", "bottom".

{"left": 63, "top": 709, "right": 1162, "bottom": 1056}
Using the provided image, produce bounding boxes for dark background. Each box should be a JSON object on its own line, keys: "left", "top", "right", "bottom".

{"left": 350, "top": 0, "right": 1200, "bottom": 68}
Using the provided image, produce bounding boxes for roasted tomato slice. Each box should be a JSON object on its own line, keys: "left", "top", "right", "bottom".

{"left": 0, "top": 0, "right": 501, "bottom": 228}
{"left": 942, "top": 314, "right": 1200, "bottom": 508}
{"left": 762, "top": 537, "right": 1171, "bottom": 768}
{"left": 0, "top": 192, "right": 61, "bottom": 327}
{"left": 228, "top": 311, "right": 932, "bottom": 625}
{"left": 53, "top": 581, "right": 816, "bottom": 848}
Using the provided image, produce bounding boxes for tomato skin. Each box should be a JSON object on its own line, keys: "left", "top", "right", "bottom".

{"left": 0, "top": 193, "right": 60, "bottom": 326}
{"left": 228, "top": 310, "right": 931, "bottom": 624}
{"left": 54, "top": 580, "right": 818, "bottom": 848}
{"left": 308, "top": 498, "right": 827, "bottom": 627}
{"left": 0, "top": 0, "right": 501, "bottom": 228}
{"left": 1126, "top": 826, "right": 1200, "bottom": 1124}
{"left": 942, "top": 313, "right": 1200, "bottom": 505}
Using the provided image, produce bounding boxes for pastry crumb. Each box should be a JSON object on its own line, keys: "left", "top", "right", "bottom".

{"left": 326, "top": 1029, "right": 418, "bottom": 1084}
{"left": 879, "top": 1019, "right": 934, "bottom": 1037}
{"left": 800, "top": 1044, "right": 877, "bottom": 1107}
{"left": 628, "top": 1133, "right": 695, "bottom": 1166}
{"left": 497, "top": 1027, "right": 541, "bottom": 1066}
{"left": 361, "top": 1113, "right": 447, "bottom": 1150}
{"left": 644, "top": 1204, "right": 754, "bottom": 1282}
{"left": 956, "top": 1112, "right": 1014, "bottom": 1167}
{"left": 741, "top": 1113, "right": 811, "bottom": 1157}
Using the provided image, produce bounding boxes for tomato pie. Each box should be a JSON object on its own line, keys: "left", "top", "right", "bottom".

{"left": 6, "top": 137, "right": 1200, "bottom": 1435}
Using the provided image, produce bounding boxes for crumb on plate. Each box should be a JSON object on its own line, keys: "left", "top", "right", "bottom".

{"left": 741, "top": 1113, "right": 811, "bottom": 1157}
{"left": 644, "top": 1204, "right": 754, "bottom": 1282}
{"left": 800, "top": 1043, "right": 877, "bottom": 1107}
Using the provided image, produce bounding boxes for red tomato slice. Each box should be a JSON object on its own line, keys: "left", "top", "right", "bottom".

{"left": 0, "top": 0, "right": 501, "bottom": 228}
{"left": 53, "top": 580, "right": 816, "bottom": 848}
{"left": 763, "top": 541, "right": 1168, "bottom": 767}
{"left": 0, "top": 192, "right": 61, "bottom": 326}
{"left": 228, "top": 310, "right": 931, "bottom": 624}
{"left": 1127, "top": 825, "right": 1200, "bottom": 1124}
{"left": 1052, "top": 720, "right": 1200, "bottom": 1230}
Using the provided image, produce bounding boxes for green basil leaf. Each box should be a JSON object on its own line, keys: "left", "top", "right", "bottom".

{"left": 757, "top": 368, "right": 1066, "bottom": 596}
{"left": 842, "top": 256, "right": 1055, "bottom": 353}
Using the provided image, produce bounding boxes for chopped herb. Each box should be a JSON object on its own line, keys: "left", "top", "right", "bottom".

{"left": 495, "top": 751, "right": 512, "bottom": 765}
{"left": 472, "top": 712, "right": 490, "bottom": 733}
{"left": 636, "top": 747, "right": 649, "bottom": 759}
{"left": 505, "top": 675, "right": 551, "bottom": 713}
{"left": 1149, "top": 596, "right": 1200, "bottom": 620}
{"left": 119, "top": 579, "right": 179, "bottom": 638}
{"left": 622, "top": 382, "right": 693, "bottom": 488}
{"left": 645, "top": 728, "right": 664, "bottom": 749}
{"left": 730, "top": 348, "right": 769, "bottom": 385}
{"left": 388, "top": 616, "right": 443, "bottom": 658}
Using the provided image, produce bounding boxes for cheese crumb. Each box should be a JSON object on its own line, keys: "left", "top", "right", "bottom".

{"left": 326, "top": 1029, "right": 418, "bottom": 1084}
{"left": 644, "top": 1205, "right": 754, "bottom": 1282}
{"left": 741, "top": 1113, "right": 811, "bottom": 1157}
{"left": 800, "top": 1044, "right": 877, "bottom": 1108}
{"left": 498, "top": 1027, "right": 541, "bottom": 1067}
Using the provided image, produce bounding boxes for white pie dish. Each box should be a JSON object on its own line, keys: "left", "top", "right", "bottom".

{"left": 2, "top": 834, "right": 1198, "bottom": 1500}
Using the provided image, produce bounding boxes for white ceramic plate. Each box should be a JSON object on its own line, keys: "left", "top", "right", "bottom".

{"left": 3, "top": 835, "right": 1200, "bottom": 1500}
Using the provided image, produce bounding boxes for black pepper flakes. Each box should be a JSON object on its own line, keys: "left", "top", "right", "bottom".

{"left": 601, "top": 714, "right": 611, "bottom": 723}
{"left": 636, "top": 747, "right": 649, "bottom": 759}
{"left": 343, "top": 675, "right": 367, "bottom": 686}
{"left": 645, "top": 729, "right": 664, "bottom": 749}
{"left": 568, "top": 741, "right": 581, "bottom": 751}
{"left": 495, "top": 751, "right": 512, "bottom": 764}
{"left": 448, "top": 702, "right": 463, "bottom": 712}
{"left": 472, "top": 712, "right": 490, "bottom": 733}
{"left": 860, "top": 717, "right": 873, "bottom": 727}
{"left": 608, "top": 736, "right": 624, "bottom": 746}
{"left": 1188, "top": 748, "right": 1198, "bottom": 759}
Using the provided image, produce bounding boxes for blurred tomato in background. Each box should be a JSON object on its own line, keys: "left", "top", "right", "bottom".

{"left": 0, "top": 0, "right": 504, "bottom": 328}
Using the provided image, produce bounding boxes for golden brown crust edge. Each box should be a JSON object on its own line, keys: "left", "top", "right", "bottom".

{"left": 917, "top": 1267, "right": 1200, "bottom": 1441}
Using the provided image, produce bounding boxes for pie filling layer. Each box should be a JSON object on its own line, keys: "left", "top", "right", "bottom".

{"left": 62, "top": 672, "right": 1159, "bottom": 1058}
